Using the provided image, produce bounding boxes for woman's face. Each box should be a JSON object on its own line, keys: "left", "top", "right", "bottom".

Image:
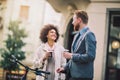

{"left": 47, "top": 29, "right": 57, "bottom": 41}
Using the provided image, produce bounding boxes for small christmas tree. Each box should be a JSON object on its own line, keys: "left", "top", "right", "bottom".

{"left": 0, "top": 21, "right": 27, "bottom": 75}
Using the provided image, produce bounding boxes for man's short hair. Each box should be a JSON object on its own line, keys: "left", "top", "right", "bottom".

{"left": 74, "top": 10, "right": 88, "bottom": 24}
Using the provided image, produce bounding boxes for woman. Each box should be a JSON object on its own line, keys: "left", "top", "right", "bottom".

{"left": 33, "top": 24, "right": 66, "bottom": 80}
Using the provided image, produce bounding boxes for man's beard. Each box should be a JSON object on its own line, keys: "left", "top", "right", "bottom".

{"left": 74, "top": 24, "right": 80, "bottom": 31}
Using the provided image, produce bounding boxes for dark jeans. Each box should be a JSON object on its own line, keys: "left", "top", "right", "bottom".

{"left": 69, "top": 78, "right": 93, "bottom": 80}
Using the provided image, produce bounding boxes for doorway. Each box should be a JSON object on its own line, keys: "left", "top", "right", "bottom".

{"left": 64, "top": 18, "right": 74, "bottom": 53}
{"left": 105, "top": 9, "right": 120, "bottom": 80}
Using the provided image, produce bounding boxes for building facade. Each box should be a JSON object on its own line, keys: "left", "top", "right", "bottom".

{"left": 0, "top": 0, "right": 46, "bottom": 80}
{"left": 0, "top": 0, "right": 120, "bottom": 80}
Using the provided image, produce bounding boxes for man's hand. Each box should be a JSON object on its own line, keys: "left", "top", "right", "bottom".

{"left": 56, "top": 67, "right": 64, "bottom": 73}
{"left": 63, "top": 52, "right": 72, "bottom": 59}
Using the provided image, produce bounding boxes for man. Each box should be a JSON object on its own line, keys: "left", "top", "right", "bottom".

{"left": 57, "top": 10, "right": 97, "bottom": 80}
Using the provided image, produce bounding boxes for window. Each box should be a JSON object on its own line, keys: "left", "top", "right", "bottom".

{"left": 19, "top": 6, "right": 29, "bottom": 21}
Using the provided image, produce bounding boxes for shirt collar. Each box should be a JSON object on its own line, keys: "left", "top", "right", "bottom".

{"left": 79, "top": 26, "right": 89, "bottom": 35}
{"left": 43, "top": 42, "right": 56, "bottom": 52}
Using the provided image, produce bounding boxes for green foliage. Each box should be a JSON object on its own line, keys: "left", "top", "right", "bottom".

{"left": 0, "top": 21, "right": 27, "bottom": 71}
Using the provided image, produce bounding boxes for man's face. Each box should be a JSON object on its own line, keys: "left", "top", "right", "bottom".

{"left": 72, "top": 15, "right": 80, "bottom": 31}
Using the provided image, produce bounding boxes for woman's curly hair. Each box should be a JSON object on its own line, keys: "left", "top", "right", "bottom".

{"left": 40, "top": 24, "right": 59, "bottom": 43}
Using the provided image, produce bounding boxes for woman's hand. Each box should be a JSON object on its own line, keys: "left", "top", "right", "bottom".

{"left": 43, "top": 52, "right": 52, "bottom": 61}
